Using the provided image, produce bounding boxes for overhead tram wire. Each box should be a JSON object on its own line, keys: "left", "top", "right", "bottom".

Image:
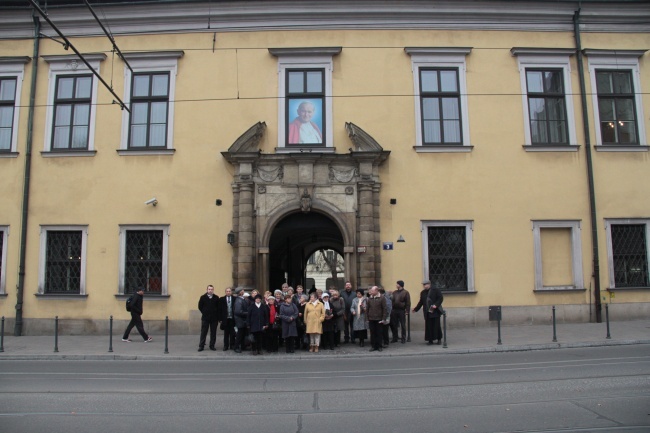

{"left": 27, "top": 0, "right": 131, "bottom": 113}
{"left": 83, "top": 0, "right": 133, "bottom": 73}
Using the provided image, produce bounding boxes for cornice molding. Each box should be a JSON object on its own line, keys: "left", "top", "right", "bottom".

{"left": 510, "top": 47, "right": 576, "bottom": 57}
{"left": 269, "top": 47, "right": 342, "bottom": 57}
{"left": 583, "top": 49, "right": 648, "bottom": 58}
{"left": 42, "top": 53, "right": 107, "bottom": 63}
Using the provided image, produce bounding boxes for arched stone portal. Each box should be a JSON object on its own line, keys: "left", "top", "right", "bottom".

{"left": 221, "top": 122, "right": 389, "bottom": 293}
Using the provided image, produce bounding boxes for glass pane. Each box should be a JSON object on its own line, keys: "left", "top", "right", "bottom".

{"left": 131, "top": 103, "right": 149, "bottom": 124}
{"left": 53, "top": 126, "right": 70, "bottom": 149}
{"left": 601, "top": 121, "right": 616, "bottom": 143}
{"left": 71, "top": 126, "right": 88, "bottom": 148}
{"left": 440, "top": 70, "right": 458, "bottom": 92}
{"left": 548, "top": 121, "right": 567, "bottom": 143}
{"left": 54, "top": 105, "right": 72, "bottom": 126}
{"left": 0, "top": 106, "right": 13, "bottom": 127}
{"left": 422, "top": 98, "right": 439, "bottom": 120}
{"left": 149, "top": 124, "right": 166, "bottom": 147}
{"left": 616, "top": 99, "right": 636, "bottom": 121}
{"left": 596, "top": 72, "right": 613, "bottom": 94}
{"left": 152, "top": 74, "right": 169, "bottom": 97}
{"left": 306, "top": 71, "right": 322, "bottom": 93}
{"left": 613, "top": 72, "right": 632, "bottom": 94}
{"left": 443, "top": 120, "right": 461, "bottom": 143}
{"left": 73, "top": 105, "right": 90, "bottom": 126}
{"left": 618, "top": 121, "right": 637, "bottom": 144}
{"left": 529, "top": 98, "right": 546, "bottom": 121}
{"left": 423, "top": 120, "right": 441, "bottom": 144}
{"left": 288, "top": 72, "right": 304, "bottom": 94}
{"left": 57, "top": 77, "right": 74, "bottom": 99}
{"left": 531, "top": 120, "right": 548, "bottom": 143}
{"left": 598, "top": 98, "right": 615, "bottom": 121}
{"left": 421, "top": 70, "right": 438, "bottom": 93}
{"left": 150, "top": 102, "right": 167, "bottom": 123}
{"left": 0, "top": 79, "right": 16, "bottom": 101}
{"left": 130, "top": 125, "right": 147, "bottom": 147}
{"left": 526, "top": 71, "right": 543, "bottom": 93}
{"left": 546, "top": 98, "right": 566, "bottom": 121}
{"left": 441, "top": 98, "right": 459, "bottom": 120}
{"left": 133, "top": 75, "right": 150, "bottom": 97}
{"left": 545, "top": 71, "right": 563, "bottom": 93}
{"left": 75, "top": 77, "right": 92, "bottom": 99}
{"left": 0, "top": 128, "right": 11, "bottom": 150}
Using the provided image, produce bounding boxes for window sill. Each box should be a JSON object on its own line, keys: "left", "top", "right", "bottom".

{"left": 0, "top": 152, "right": 19, "bottom": 158}
{"left": 35, "top": 293, "right": 88, "bottom": 299}
{"left": 117, "top": 149, "right": 175, "bottom": 156}
{"left": 606, "top": 287, "right": 649, "bottom": 292}
{"left": 534, "top": 287, "right": 586, "bottom": 292}
{"left": 441, "top": 290, "right": 477, "bottom": 295}
{"left": 275, "top": 146, "right": 335, "bottom": 154}
{"left": 41, "top": 150, "right": 97, "bottom": 157}
{"left": 115, "top": 294, "right": 170, "bottom": 299}
{"left": 414, "top": 145, "right": 473, "bottom": 153}
{"left": 523, "top": 145, "right": 580, "bottom": 152}
{"left": 594, "top": 145, "right": 649, "bottom": 152}
{"left": 0, "top": 293, "right": 8, "bottom": 298}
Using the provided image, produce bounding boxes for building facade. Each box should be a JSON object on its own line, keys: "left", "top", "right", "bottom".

{"left": 0, "top": 0, "right": 648, "bottom": 335}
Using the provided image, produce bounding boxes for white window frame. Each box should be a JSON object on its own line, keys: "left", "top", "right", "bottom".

{"left": 118, "top": 224, "right": 169, "bottom": 295}
{"left": 37, "top": 225, "right": 88, "bottom": 295}
{"left": 406, "top": 47, "right": 472, "bottom": 153}
{"left": 0, "top": 226, "right": 8, "bottom": 295}
{"left": 511, "top": 48, "right": 578, "bottom": 151}
{"left": 42, "top": 54, "right": 105, "bottom": 156}
{"left": 532, "top": 220, "right": 583, "bottom": 291}
{"left": 585, "top": 49, "right": 647, "bottom": 150}
{"left": 0, "top": 57, "right": 29, "bottom": 156}
{"left": 119, "top": 52, "right": 183, "bottom": 155}
{"left": 269, "top": 47, "right": 341, "bottom": 153}
{"left": 420, "top": 220, "right": 475, "bottom": 292}
{"left": 604, "top": 218, "right": 650, "bottom": 289}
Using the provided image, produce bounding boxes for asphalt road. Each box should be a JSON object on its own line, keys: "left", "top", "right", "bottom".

{"left": 1, "top": 345, "right": 649, "bottom": 433}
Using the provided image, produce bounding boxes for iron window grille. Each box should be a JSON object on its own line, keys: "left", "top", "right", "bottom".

{"left": 0, "top": 77, "right": 17, "bottom": 151}
{"left": 611, "top": 224, "right": 649, "bottom": 288}
{"left": 44, "top": 231, "right": 82, "bottom": 294}
{"left": 125, "top": 230, "right": 163, "bottom": 294}
{"left": 419, "top": 68, "right": 462, "bottom": 145}
{"left": 525, "top": 69, "right": 568, "bottom": 145}
{"left": 285, "top": 68, "right": 325, "bottom": 147}
{"left": 51, "top": 75, "right": 92, "bottom": 150}
{"left": 128, "top": 72, "right": 170, "bottom": 148}
{"left": 427, "top": 226, "right": 468, "bottom": 291}
{"left": 596, "top": 70, "right": 638, "bottom": 144}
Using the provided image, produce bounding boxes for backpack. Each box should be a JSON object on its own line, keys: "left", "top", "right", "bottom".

{"left": 125, "top": 295, "right": 134, "bottom": 312}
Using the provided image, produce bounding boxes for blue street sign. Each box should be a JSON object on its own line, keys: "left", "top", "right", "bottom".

{"left": 383, "top": 242, "right": 394, "bottom": 250}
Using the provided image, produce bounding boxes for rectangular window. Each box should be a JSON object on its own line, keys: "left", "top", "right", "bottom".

{"left": 0, "top": 77, "right": 17, "bottom": 152}
{"left": 286, "top": 69, "right": 325, "bottom": 146}
{"left": 128, "top": 72, "right": 170, "bottom": 148}
{"left": 596, "top": 70, "right": 638, "bottom": 145}
{"left": 525, "top": 70, "right": 568, "bottom": 144}
{"left": 532, "top": 221, "right": 583, "bottom": 291}
{"left": 44, "top": 231, "right": 82, "bottom": 294}
{"left": 52, "top": 75, "right": 92, "bottom": 150}
{"left": 611, "top": 224, "right": 648, "bottom": 288}
{"left": 124, "top": 229, "right": 164, "bottom": 294}
{"left": 421, "top": 221, "right": 475, "bottom": 292}
{"left": 419, "top": 68, "right": 462, "bottom": 145}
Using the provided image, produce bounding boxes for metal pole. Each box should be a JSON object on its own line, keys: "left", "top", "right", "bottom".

{"left": 0, "top": 316, "right": 5, "bottom": 352}
{"left": 605, "top": 303, "right": 611, "bottom": 339}
{"left": 53, "top": 316, "right": 59, "bottom": 353}
{"left": 497, "top": 313, "right": 502, "bottom": 345}
{"left": 442, "top": 312, "right": 447, "bottom": 349}
{"left": 164, "top": 316, "right": 169, "bottom": 354}
{"left": 108, "top": 315, "right": 113, "bottom": 353}
{"left": 406, "top": 311, "right": 411, "bottom": 342}
{"left": 552, "top": 305, "right": 557, "bottom": 342}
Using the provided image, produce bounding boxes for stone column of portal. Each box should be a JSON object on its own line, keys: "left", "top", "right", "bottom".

{"left": 372, "top": 183, "right": 382, "bottom": 286}
{"left": 237, "top": 182, "right": 255, "bottom": 289}
{"left": 358, "top": 182, "right": 376, "bottom": 289}
{"left": 231, "top": 183, "right": 240, "bottom": 286}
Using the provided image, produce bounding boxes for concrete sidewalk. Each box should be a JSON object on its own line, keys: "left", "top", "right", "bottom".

{"left": 1, "top": 319, "right": 648, "bottom": 361}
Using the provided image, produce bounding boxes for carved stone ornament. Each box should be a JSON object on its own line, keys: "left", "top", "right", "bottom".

{"left": 258, "top": 185, "right": 267, "bottom": 194}
{"left": 345, "top": 186, "right": 354, "bottom": 195}
{"left": 255, "top": 165, "right": 283, "bottom": 182}
{"left": 300, "top": 188, "right": 312, "bottom": 213}
{"left": 329, "top": 166, "right": 358, "bottom": 183}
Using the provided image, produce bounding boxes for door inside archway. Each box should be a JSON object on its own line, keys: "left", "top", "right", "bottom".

{"left": 268, "top": 212, "right": 344, "bottom": 292}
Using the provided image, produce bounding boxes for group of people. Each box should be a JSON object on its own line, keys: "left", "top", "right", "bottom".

{"left": 121, "top": 279, "right": 445, "bottom": 353}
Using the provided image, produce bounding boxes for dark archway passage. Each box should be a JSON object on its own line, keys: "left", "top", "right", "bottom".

{"left": 268, "top": 212, "right": 343, "bottom": 291}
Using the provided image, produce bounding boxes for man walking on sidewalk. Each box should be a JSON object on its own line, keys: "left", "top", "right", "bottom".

{"left": 198, "top": 284, "right": 220, "bottom": 351}
{"left": 122, "top": 288, "right": 153, "bottom": 342}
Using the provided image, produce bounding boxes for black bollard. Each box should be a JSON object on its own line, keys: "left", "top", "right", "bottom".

{"left": 108, "top": 315, "right": 113, "bottom": 353}
{"left": 54, "top": 316, "right": 59, "bottom": 353}
{"left": 497, "top": 314, "right": 502, "bottom": 345}
{"left": 605, "top": 304, "right": 611, "bottom": 339}
{"left": 552, "top": 305, "right": 557, "bottom": 342}
{"left": 0, "top": 316, "right": 4, "bottom": 353}
{"left": 442, "top": 311, "right": 447, "bottom": 349}
{"left": 164, "top": 316, "right": 169, "bottom": 354}
{"left": 407, "top": 311, "right": 411, "bottom": 342}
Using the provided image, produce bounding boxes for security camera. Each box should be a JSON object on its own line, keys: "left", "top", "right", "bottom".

{"left": 145, "top": 198, "right": 158, "bottom": 206}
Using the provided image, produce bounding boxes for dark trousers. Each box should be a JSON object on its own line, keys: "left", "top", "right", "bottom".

{"left": 199, "top": 320, "right": 218, "bottom": 349}
{"left": 235, "top": 326, "right": 247, "bottom": 350}
{"left": 285, "top": 336, "right": 295, "bottom": 353}
{"left": 382, "top": 323, "right": 391, "bottom": 345}
{"left": 265, "top": 327, "right": 279, "bottom": 352}
{"left": 323, "top": 330, "right": 335, "bottom": 349}
{"left": 390, "top": 309, "right": 407, "bottom": 341}
{"left": 123, "top": 313, "right": 148, "bottom": 340}
{"left": 344, "top": 313, "right": 354, "bottom": 341}
{"left": 222, "top": 318, "right": 236, "bottom": 349}
{"left": 368, "top": 320, "right": 382, "bottom": 349}
{"left": 251, "top": 331, "right": 263, "bottom": 353}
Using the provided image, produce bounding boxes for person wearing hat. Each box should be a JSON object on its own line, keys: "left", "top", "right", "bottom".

{"left": 321, "top": 292, "right": 336, "bottom": 350}
{"left": 425, "top": 280, "right": 444, "bottom": 345}
{"left": 391, "top": 280, "right": 411, "bottom": 344}
{"left": 304, "top": 292, "right": 325, "bottom": 352}
{"left": 247, "top": 294, "right": 269, "bottom": 355}
{"left": 413, "top": 280, "right": 432, "bottom": 344}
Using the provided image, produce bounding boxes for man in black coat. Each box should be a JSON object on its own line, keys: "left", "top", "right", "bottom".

{"left": 233, "top": 289, "right": 249, "bottom": 353}
{"left": 122, "top": 288, "right": 152, "bottom": 342}
{"left": 219, "top": 286, "right": 236, "bottom": 351}
{"left": 424, "top": 280, "right": 444, "bottom": 345}
{"left": 198, "top": 284, "right": 220, "bottom": 351}
{"left": 339, "top": 281, "right": 356, "bottom": 343}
